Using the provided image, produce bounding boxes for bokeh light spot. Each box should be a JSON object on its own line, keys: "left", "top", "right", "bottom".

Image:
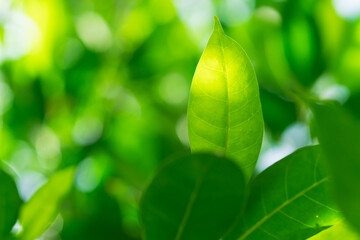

{"left": 219, "top": 0, "right": 255, "bottom": 26}
{"left": 72, "top": 116, "right": 103, "bottom": 146}
{"left": 256, "top": 122, "right": 312, "bottom": 172}
{"left": 175, "top": 114, "right": 189, "bottom": 146}
{"left": 332, "top": 0, "right": 360, "bottom": 20}
{"left": 32, "top": 125, "right": 61, "bottom": 171}
{"left": 76, "top": 12, "right": 112, "bottom": 52}
{"left": 311, "top": 73, "right": 350, "bottom": 104}
{"left": 75, "top": 157, "right": 108, "bottom": 193}
{"left": 158, "top": 73, "right": 189, "bottom": 106}
{"left": 1, "top": 9, "right": 40, "bottom": 61}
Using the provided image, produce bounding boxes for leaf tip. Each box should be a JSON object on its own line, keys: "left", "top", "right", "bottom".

{"left": 213, "top": 16, "right": 224, "bottom": 34}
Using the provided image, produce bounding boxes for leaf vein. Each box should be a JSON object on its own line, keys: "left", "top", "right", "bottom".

{"left": 237, "top": 177, "right": 329, "bottom": 240}
{"left": 190, "top": 129, "right": 225, "bottom": 150}
{"left": 278, "top": 210, "right": 313, "bottom": 228}
{"left": 190, "top": 108, "right": 226, "bottom": 130}
{"left": 174, "top": 160, "right": 214, "bottom": 240}
{"left": 303, "top": 194, "right": 339, "bottom": 213}
{"left": 217, "top": 24, "right": 230, "bottom": 154}
{"left": 259, "top": 227, "right": 280, "bottom": 240}
{"left": 194, "top": 80, "right": 227, "bottom": 103}
{"left": 202, "top": 63, "right": 226, "bottom": 73}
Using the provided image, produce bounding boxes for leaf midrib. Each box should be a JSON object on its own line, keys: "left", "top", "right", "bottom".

{"left": 237, "top": 177, "right": 329, "bottom": 240}
{"left": 174, "top": 160, "right": 214, "bottom": 240}
{"left": 217, "top": 25, "right": 230, "bottom": 154}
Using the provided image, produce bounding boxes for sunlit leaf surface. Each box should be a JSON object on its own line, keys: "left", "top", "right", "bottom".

{"left": 0, "top": 169, "right": 21, "bottom": 239}
{"left": 187, "top": 17, "right": 264, "bottom": 180}
{"left": 310, "top": 100, "right": 360, "bottom": 235}
{"left": 224, "top": 146, "right": 340, "bottom": 240}
{"left": 19, "top": 167, "right": 75, "bottom": 240}
{"left": 140, "top": 153, "right": 247, "bottom": 240}
{"left": 308, "top": 221, "right": 360, "bottom": 240}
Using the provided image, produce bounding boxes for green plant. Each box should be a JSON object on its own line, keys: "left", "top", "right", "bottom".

{"left": 0, "top": 166, "right": 75, "bottom": 240}
{"left": 139, "top": 17, "right": 360, "bottom": 240}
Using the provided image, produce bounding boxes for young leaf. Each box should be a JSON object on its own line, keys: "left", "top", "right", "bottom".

{"left": 309, "top": 100, "right": 360, "bottom": 235}
{"left": 0, "top": 169, "right": 21, "bottom": 239}
{"left": 187, "top": 17, "right": 264, "bottom": 180}
{"left": 223, "top": 146, "right": 340, "bottom": 240}
{"left": 19, "top": 167, "right": 75, "bottom": 240}
{"left": 140, "top": 153, "right": 247, "bottom": 240}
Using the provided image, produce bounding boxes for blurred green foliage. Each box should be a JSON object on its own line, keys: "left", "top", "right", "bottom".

{"left": 1, "top": 0, "right": 360, "bottom": 239}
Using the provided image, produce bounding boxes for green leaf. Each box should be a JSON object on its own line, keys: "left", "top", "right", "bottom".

{"left": 282, "top": 1, "right": 324, "bottom": 86}
{"left": 223, "top": 146, "right": 340, "bottom": 240}
{"left": 187, "top": 17, "right": 264, "bottom": 180}
{"left": 308, "top": 222, "right": 360, "bottom": 240}
{"left": 19, "top": 167, "right": 75, "bottom": 240}
{"left": 0, "top": 168, "right": 21, "bottom": 239}
{"left": 140, "top": 153, "right": 247, "bottom": 240}
{"left": 309, "top": 100, "right": 360, "bottom": 235}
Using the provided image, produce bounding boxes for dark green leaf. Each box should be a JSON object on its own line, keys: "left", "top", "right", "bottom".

{"left": 223, "top": 146, "right": 340, "bottom": 240}
{"left": 140, "top": 153, "right": 247, "bottom": 240}
{"left": 0, "top": 168, "right": 21, "bottom": 239}
{"left": 282, "top": 1, "right": 324, "bottom": 86}
{"left": 310, "top": 100, "right": 360, "bottom": 235}
{"left": 19, "top": 167, "right": 75, "bottom": 240}
{"left": 187, "top": 17, "right": 264, "bottom": 180}
{"left": 259, "top": 87, "right": 297, "bottom": 138}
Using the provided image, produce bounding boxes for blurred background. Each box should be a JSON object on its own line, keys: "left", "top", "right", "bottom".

{"left": 1, "top": 0, "right": 360, "bottom": 239}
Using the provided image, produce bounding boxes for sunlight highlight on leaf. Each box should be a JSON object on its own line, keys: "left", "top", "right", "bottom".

{"left": 224, "top": 146, "right": 340, "bottom": 240}
{"left": 188, "top": 17, "right": 264, "bottom": 180}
